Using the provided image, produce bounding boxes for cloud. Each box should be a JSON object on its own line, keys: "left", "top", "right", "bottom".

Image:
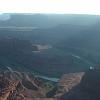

{"left": 0, "top": 13, "right": 11, "bottom": 21}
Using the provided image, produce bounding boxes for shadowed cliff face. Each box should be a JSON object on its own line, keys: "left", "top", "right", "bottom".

{"left": 60, "top": 69, "right": 100, "bottom": 100}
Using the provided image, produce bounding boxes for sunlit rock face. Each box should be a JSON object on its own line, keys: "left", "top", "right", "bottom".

{"left": 0, "top": 69, "right": 85, "bottom": 100}
{"left": 0, "top": 70, "right": 47, "bottom": 100}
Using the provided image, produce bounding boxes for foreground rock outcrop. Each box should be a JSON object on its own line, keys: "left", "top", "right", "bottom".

{"left": 60, "top": 69, "right": 100, "bottom": 100}
{"left": 46, "top": 72, "right": 84, "bottom": 98}
{"left": 0, "top": 70, "right": 47, "bottom": 100}
{"left": 1, "top": 69, "right": 100, "bottom": 100}
{"left": 0, "top": 69, "right": 85, "bottom": 100}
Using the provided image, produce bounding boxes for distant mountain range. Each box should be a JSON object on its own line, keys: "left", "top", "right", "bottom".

{"left": 0, "top": 14, "right": 100, "bottom": 76}
{"left": 0, "top": 14, "right": 100, "bottom": 28}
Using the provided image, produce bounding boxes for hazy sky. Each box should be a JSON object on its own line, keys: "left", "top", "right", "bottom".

{"left": 0, "top": 0, "right": 100, "bottom": 15}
